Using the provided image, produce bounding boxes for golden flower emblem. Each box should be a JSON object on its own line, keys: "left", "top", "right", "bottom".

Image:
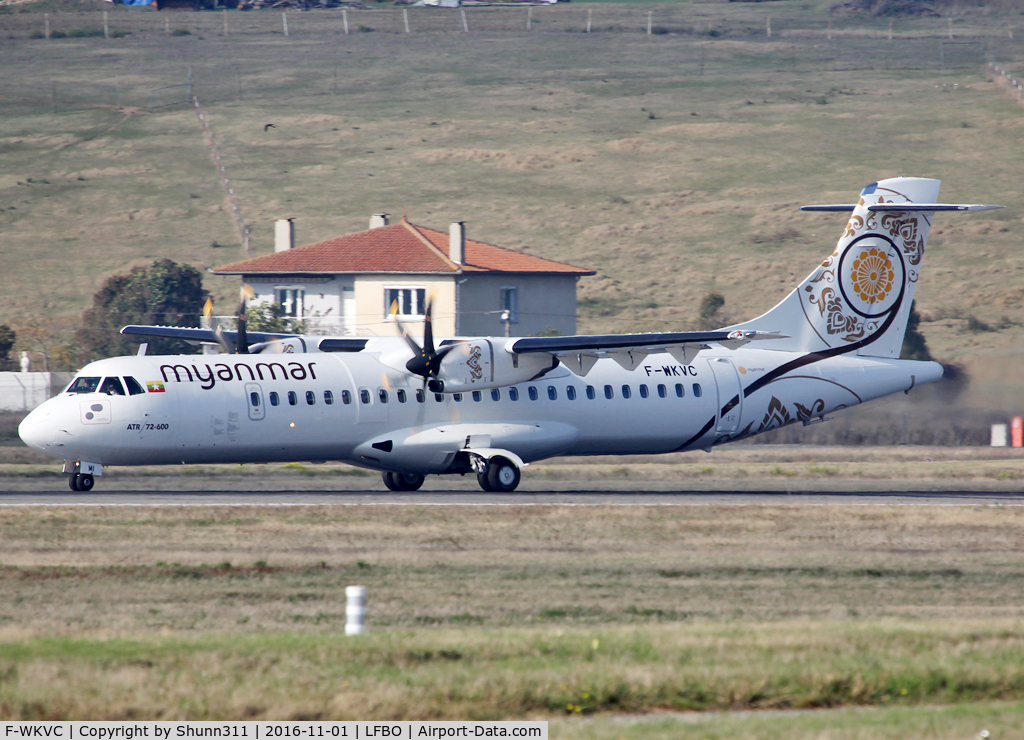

{"left": 850, "top": 247, "right": 895, "bottom": 304}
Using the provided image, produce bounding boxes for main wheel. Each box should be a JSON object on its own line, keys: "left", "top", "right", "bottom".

{"left": 76, "top": 474, "right": 95, "bottom": 492}
{"left": 477, "top": 472, "right": 493, "bottom": 492}
{"left": 394, "top": 473, "right": 425, "bottom": 491}
{"left": 68, "top": 474, "right": 80, "bottom": 492}
{"left": 382, "top": 471, "right": 400, "bottom": 491}
{"left": 486, "top": 457, "right": 521, "bottom": 493}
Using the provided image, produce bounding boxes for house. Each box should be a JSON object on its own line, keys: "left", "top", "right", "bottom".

{"left": 211, "top": 215, "right": 594, "bottom": 338}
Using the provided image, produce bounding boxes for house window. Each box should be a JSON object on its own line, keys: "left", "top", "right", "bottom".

{"left": 276, "top": 288, "right": 304, "bottom": 318}
{"left": 385, "top": 287, "right": 427, "bottom": 318}
{"left": 499, "top": 287, "right": 519, "bottom": 323}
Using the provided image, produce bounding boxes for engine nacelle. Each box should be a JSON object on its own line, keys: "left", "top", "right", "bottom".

{"left": 437, "top": 339, "right": 558, "bottom": 393}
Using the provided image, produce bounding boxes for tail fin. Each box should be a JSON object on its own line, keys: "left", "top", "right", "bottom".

{"left": 730, "top": 176, "right": 942, "bottom": 358}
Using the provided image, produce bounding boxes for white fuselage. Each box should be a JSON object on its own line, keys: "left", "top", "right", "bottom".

{"left": 18, "top": 341, "right": 943, "bottom": 475}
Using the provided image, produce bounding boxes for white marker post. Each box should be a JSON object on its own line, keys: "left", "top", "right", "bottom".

{"left": 991, "top": 424, "right": 1008, "bottom": 447}
{"left": 586, "top": 9, "right": 592, "bottom": 34}
{"left": 343, "top": 9, "right": 349, "bottom": 35}
{"left": 346, "top": 586, "right": 366, "bottom": 635}
{"left": 647, "top": 10, "right": 652, "bottom": 36}
{"left": 104, "top": 10, "right": 109, "bottom": 39}
{"left": 404, "top": 8, "right": 410, "bottom": 33}
{"left": 282, "top": 12, "right": 289, "bottom": 37}
{"left": 461, "top": 8, "right": 468, "bottom": 33}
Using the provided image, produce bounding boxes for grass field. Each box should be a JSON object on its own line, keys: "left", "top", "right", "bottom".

{"left": 0, "top": 502, "right": 1022, "bottom": 725}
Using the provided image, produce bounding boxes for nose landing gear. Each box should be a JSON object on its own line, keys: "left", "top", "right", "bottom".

{"left": 63, "top": 461, "right": 102, "bottom": 492}
{"left": 68, "top": 474, "right": 95, "bottom": 492}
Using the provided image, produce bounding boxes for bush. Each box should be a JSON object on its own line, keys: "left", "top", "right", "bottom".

{"left": 171, "top": 28, "right": 191, "bottom": 36}
{"left": 67, "top": 28, "right": 104, "bottom": 38}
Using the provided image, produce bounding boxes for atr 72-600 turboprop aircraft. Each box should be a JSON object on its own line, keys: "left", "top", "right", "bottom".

{"left": 19, "top": 177, "right": 1002, "bottom": 493}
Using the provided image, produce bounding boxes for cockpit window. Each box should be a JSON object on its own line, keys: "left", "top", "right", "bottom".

{"left": 66, "top": 377, "right": 101, "bottom": 394}
{"left": 99, "top": 377, "right": 126, "bottom": 396}
{"left": 124, "top": 377, "right": 146, "bottom": 396}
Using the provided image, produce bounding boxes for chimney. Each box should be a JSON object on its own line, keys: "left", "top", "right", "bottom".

{"left": 370, "top": 213, "right": 389, "bottom": 229}
{"left": 274, "top": 218, "right": 295, "bottom": 253}
{"left": 449, "top": 221, "right": 465, "bottom": 265}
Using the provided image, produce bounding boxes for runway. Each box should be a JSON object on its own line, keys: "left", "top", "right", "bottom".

{"left": 1, "top": 489, "right": 1022, "bottom": 505}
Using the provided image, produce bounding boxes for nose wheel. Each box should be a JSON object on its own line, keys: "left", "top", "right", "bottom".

{"left": 68, "top": 473, "right": 95, "bottom": 492}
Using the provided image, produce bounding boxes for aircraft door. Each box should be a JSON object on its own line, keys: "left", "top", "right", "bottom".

{"left": 708, "top": 358, "right": 742, "bottom": 434}
{"left": 245, "top": 382, "right": 266, "bottom": 421}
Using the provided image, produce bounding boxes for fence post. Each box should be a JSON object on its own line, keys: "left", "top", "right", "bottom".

{"left": 526, "top": 6, "right": 531, "bottom": 31}
{"left": 586, "top": 8, "right": 591, "bottom": 34}
{"left": 282, "top": 12, "right": 289, "bottom": 37}
{"left": 165, "top": 10, "right": 170, "bottom": 35}
{"left": 647, "top": 10, "right": 652, "bottom": 36}
{"left": 766, "top": 16, "right": 771, "bottom": 38}
{"left": 827, "top": 18, "right": 831, "bottom": 41}
{"left": 343, "top": 9, "right": 349, "bottom": 35}
{"left": 44, "top": 13, "right": 50, "bottom": 40}
{"left": 461, "top": 8, "right": 468, "bottom": 32}
{"left": 888, "top": 18, "right": 893, "bottom": 41}
{"left": 223, "top": 9, "right": 228, "bottom": 36}
{"left": 103, "top": 10, "right": 109, "bottom": 39}
{"left": 947, "top": 17, "right": 953, "bottom": 40}
{"left": 403, "top": 8, "right": 410, "bottom": 33}
{"left": 346, "top": 586, "right": 366, "bottom": 635}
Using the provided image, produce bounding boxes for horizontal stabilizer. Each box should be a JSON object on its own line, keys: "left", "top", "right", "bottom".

{"left": 799, "top": 204, "right": 858, "bottom": 212}
{"left": 801, "top": 204, "right": 1004, "bottom": 213}
{"left": 867, "top": 204, "right": 1004, "bottom": 212}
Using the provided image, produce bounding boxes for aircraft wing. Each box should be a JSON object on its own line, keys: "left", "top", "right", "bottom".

{"left": 508, "top": 330, "right": 784, "bottom": 374}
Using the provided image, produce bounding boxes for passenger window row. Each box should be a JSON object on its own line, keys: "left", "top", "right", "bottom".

{"left": 338, "top": 382, "right": 702, "bottom": 405}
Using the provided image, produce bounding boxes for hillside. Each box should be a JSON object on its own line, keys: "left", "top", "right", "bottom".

{"left": 2, "top": 0, "right": 1024, "bottom": 391}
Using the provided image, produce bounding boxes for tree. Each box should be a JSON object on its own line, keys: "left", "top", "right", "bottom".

{"left": 0, "top": 324, "right": 15, "bottom": 371}
{"left": 246, "top": 302, "right": 304, "bottom": 335}
{"left": 697, "top": 292, "right": 725, "bottom": 330}
{"left": 900, "top": 301, "right": 932, "bottom": 362}
{"left": 77, "top": 259, "right": 207, "bottom": 359}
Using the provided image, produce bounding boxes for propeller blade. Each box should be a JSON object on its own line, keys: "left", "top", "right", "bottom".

{"left": 422, "top": 290, "right": 435, "bottom": 356}
{"left": 391, "top": 299, "right": 423, "bottom": 356}
{"left": 214, "top": 325, "right": 236, "bottom": 354}
{"left": 235, "top": 284, "right": 253, "bottom": 355}
{"left": 203, "top": 297, "right": 213, "bottom": 322}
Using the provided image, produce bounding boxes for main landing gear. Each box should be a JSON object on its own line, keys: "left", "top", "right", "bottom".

{"left": 68, "top": 473, "right": 95, "bottom": 492}
{"left": 382, "top": 471, "right": 426, "bottom": 491}
{"left": 476, "top": 456, "right": 521, "bottom": 493}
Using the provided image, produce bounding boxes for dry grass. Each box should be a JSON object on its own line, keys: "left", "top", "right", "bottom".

{"left": 0, "top": 503, "right": 1022, "bottom": 718}
{"left": 0, "top": 504, "right": 1022, "bottom": 631}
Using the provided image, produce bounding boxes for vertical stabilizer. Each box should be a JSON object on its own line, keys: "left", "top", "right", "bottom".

{"left": 728, "top": 176, "right": 940, "bottom": 357}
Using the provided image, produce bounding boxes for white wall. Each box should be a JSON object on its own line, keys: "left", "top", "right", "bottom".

{"left": 458, "top": 274, "right": 579, "bottom": 337}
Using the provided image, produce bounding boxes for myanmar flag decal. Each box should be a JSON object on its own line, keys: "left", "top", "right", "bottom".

{"left": 146, "top": 381, "right": 166, "bottom": 393}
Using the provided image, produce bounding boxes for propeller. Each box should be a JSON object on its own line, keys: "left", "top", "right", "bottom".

{"left": 391, "top": 292, "right": 453, "bottom": 393}
{"left": 208, "top": 285, "right": 254, "bottom": 355}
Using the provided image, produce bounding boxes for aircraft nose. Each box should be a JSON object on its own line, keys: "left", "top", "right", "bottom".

{"left": 18, "top": 407, "right": 55, "bottom": 453}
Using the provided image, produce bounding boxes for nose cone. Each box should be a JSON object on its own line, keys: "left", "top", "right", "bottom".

{"left": 18, "top": 405, "right": 55, "bottom": 454}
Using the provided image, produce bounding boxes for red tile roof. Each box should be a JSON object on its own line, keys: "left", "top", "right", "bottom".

{"left": 213, "top": 219, "right": 594, "bottom": 276}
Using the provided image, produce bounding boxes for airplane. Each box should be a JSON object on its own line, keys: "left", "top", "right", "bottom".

{"left": 18, "top": 176, "right": 1002, "bottom": 493}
